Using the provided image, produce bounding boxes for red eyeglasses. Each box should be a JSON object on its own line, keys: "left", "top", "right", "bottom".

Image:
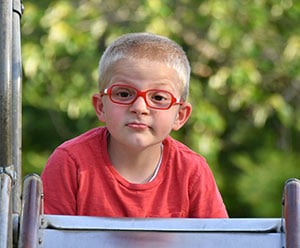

{"left": 101, "top": 84, "right": 183, "bottom": 110}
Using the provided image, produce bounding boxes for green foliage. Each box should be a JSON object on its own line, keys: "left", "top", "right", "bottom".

{"left": 21, "top": 0, "right": 300, "bottom": 217}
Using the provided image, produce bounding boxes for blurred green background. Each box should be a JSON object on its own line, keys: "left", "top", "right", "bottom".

{"left": 21, "top": 0, "right": 300, "bottom": 218}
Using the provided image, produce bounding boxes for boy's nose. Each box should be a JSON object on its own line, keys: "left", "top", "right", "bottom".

{"left": 129, "top": 96, "right": 149, "bottom": 114}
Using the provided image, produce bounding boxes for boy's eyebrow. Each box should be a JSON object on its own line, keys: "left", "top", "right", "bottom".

{"left": 108, "top": 78, "right": 173, "bottom": 87}
{"left": 110, "top": 83, "right": 178, "bottom": 93}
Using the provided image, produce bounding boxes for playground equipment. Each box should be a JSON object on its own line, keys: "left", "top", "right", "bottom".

{"left": 1, "top": 1, "right": 299, "bottom": 247}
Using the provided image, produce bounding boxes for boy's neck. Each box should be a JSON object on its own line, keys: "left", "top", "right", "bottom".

{"left": 107, "top": 136, "right": 163, "bottom": 184}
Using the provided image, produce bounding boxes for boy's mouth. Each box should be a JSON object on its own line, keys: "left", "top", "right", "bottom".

{"left": 126, "top": 122, "right": 149, "bottom": 130}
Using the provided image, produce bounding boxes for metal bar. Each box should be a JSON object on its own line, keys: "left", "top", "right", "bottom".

{"left": 0, "top": 173, "right": 13, "bottom": 248}
{"left": 18, "top": 174, "right": 43, "bottom": 248}
{"left": 0, "top": 0, "right": 14, "bottom": 247}
{"left": 0, "top": 0, "right": 13, "bottom": 168}
{"left": 12, "top": 0, "right": 24, "bottom": 216}
{"left": 41, "top": 216, "right": 283, "bottom": 233}
{"left": 284, "top": 178, "right": 300, "bottom": 248}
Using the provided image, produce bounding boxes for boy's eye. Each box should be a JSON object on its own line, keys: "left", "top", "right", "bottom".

{"left": 117, "top": 91, "right": 130, "bottom": 98}
{"left": 152, "top": 95, "right": 165, "bottom": 101}
{"left": 113, "top": 87, "right": 135, "bottom": 100}
{"left": 151, "top": 92, "right": 170, "bottom": 102}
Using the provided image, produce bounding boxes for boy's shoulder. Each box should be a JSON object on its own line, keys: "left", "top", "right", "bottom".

{"left": 163, "top": 136, "right": 213, "bottom": 179}
{"left": 58, "top": 126, "right": 107, "bottom": 150}
{"left": 164, "top": 135, "right": 207, "bottom": 163}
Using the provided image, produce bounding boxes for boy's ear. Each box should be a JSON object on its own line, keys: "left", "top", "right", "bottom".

{"left": 92, "top": 93, "right": 106, "bottom": 123}
{"left": 172, "top": 102, "right": 192, "bottom": 131}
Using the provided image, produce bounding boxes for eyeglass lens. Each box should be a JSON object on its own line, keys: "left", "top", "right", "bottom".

{"left": 110, "top": 85, "right": 175, "bottom": 109}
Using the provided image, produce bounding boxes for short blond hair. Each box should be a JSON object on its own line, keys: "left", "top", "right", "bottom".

{"left": 98, "top": 33, "right": 190, "bottom": 100}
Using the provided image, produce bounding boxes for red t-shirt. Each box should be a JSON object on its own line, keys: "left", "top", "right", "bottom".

{"left": 41, "top": 127, "right": 228, "bottom": 218}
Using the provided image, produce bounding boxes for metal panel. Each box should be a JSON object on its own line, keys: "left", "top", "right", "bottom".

{"left": 39, "top": 229, "right": 283, "bottom": 248}
{"left": 38, "top": 216, "right": 285, "bottom": 248}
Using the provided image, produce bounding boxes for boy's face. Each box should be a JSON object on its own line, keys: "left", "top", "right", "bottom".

{"left": 92, "top": 58, "right": 192, "bottom": 151}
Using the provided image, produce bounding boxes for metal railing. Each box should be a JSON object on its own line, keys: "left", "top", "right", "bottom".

{"left": 284, "top": 178, "right": 300, "bottom": 247}
{"left": 0, "top": 0, "right": 23, "bottom": 247}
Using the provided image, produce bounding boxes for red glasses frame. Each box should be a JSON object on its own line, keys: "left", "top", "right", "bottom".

{"left": 101, "top": 84, "right": 183, "bottom": 110}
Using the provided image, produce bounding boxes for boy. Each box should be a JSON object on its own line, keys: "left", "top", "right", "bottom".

{"left": 41, "top": 32, "right": 228, "bottom": 218}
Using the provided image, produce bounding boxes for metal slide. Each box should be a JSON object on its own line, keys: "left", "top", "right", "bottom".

{"left": 16, "top": 175, "right": 299, "bottom": 248}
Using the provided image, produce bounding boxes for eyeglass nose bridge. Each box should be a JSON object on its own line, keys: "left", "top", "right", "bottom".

{"left": 131, "top": 89, "right": 151, "bottom": 108}
{"left": 133, "top": 90, "right": 148, "bottom": 102}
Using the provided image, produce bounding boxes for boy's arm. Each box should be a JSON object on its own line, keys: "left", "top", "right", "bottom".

{"left": 41, "top": 148, "right": 78, "bottom": 215}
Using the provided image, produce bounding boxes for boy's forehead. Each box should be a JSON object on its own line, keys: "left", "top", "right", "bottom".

{"left": 105, "top": 58, "right": 183, "bottom": 91}
{"left": 109, "top": 58, "right": 179, "bottom": 78}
